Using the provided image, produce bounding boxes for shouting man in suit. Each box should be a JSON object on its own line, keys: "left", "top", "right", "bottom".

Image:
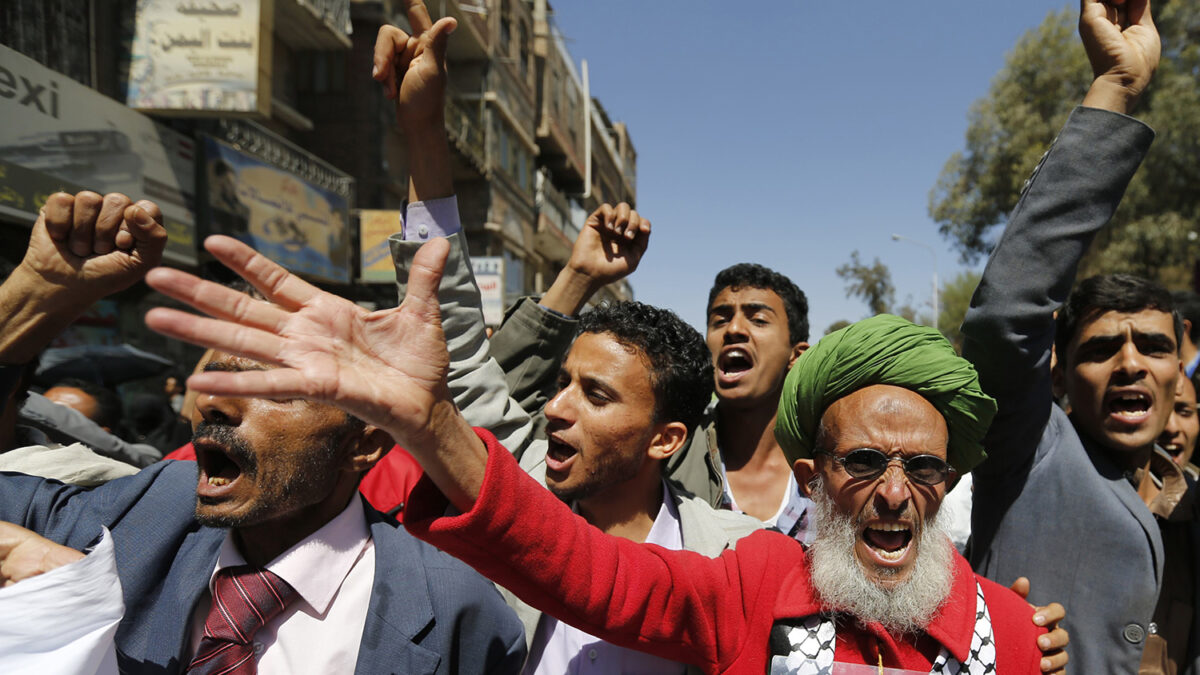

{"left": 0, "top": 2, "right": 525, "bottom": 672}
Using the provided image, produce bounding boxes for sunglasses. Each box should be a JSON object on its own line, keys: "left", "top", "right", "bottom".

{"left": 814, "top": 448, "right": 955, "bottom": 486}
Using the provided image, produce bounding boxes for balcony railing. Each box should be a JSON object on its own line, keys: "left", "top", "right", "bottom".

{"left": 445, "top": 95, "right": 486, "bottom": 172}
{"left": 536, "top": 171, "right": 582, "bottom": 241}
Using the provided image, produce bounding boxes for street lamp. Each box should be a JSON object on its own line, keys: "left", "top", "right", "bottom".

{"left": 891, "top": 234, "right": 939, "bottom": 329}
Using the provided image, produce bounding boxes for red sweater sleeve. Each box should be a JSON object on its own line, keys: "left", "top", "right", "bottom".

{"left": 404, "top": 428, "right": 799, "bottom": 673}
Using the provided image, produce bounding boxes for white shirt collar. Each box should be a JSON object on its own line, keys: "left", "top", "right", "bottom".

{"left": 644, "top": 481, "right": 683, "bottom": 549}
{"left": 211, "top": 497, "right": 373, "bottom": 616}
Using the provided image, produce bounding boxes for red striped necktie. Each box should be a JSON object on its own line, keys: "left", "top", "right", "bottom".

{"left": 186, "top": 565, "right": 298, "bottom": 675}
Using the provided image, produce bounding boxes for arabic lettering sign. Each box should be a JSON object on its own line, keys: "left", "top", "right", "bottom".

{"left": 126, "top": 0, "right": 267, "bottom": 114}
{"left": 471, "top": 256, "right": 505, "bottom": 327}
{"left": 0, "top": 44, "right": 198, "bottom": 265}
{"left": 358, "top": 209, "right": 402, "bottom": 283}
{"left": 202, "top": 136, "right": 352, "bottom": 283}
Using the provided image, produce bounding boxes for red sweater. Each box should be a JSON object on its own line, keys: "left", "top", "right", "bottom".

{"left": 406, "top": 429, "right": 1046, "bottom": 674}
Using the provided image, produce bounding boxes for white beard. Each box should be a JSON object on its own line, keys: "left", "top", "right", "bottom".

{"left": 806, "top": 477, "right": 955, "bottom": 636}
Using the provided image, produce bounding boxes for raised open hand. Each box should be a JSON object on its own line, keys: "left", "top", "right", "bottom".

{"left": 1079, "top": 0, "right": 1160, "bottom": 111}
{"left": 19, "top": 191, "right": 166, "bottom": 300}
{"left": 373, "top": 0, "right": 457, "bottom": 129}
{"left": 144, "top": 235, "right": 454, "bottom": 445}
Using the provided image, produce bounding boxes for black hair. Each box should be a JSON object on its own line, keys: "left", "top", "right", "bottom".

{"left": 706, "top": 263, "right": 809, "bottom": 344}
{"left": 47, "top": 377, "right": 124, "bottom": 432}
{"left": 1171, "top": 290, "right": 1200, "bottom": 343}
{"left": 1055, "top": 274, "right": 1184, "bottom": 363}
{"left": 578, "top": 301, "right": 713, "bottom": 431}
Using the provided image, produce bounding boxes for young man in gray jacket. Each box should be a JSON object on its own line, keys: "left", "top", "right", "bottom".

{"left": 961, "top": 1, "right": 1198, "bottom": 672}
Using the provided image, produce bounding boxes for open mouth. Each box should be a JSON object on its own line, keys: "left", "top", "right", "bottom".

{"left": 861, "top": 522, "right": 913, "bottom": 563}
{"left": 717, "top": 348, "right": 753, "bottom": 383}
{"left": 193, "top": 439, "right": 245, "bottom": 497}
{"left": 1106, "top": 391, "right": 1152, "bottom": 425}
{"left": 545, "top": 434, "right": 579, "bottom": 475}
{"left": 1162, "top": 442, "right": 1184, "bottom": 457}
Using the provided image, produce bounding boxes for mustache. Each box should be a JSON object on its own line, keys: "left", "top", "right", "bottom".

{"left": 192, "top": 421, "right": 257, "bottom": 475}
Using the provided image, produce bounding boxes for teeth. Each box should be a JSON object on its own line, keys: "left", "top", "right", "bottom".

{"left": 876, "top": 547, "right": 907, "bottom": 561}
{"left": 868, "top": 523, "right": 909, "bottom": 532}
{"left": 208, "top": 476, "right": 230, "bottom": 487}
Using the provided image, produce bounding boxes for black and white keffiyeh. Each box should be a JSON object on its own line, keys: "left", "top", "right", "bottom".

{"left": 768, "top": 582, "right": 996, "bottom": 674}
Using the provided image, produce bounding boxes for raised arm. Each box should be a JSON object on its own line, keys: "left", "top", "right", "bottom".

{"left": 373, "top": 4, "right": 538, "bottom": 452}
{"left": 491, "top": 203, "right": 650, "bottom": 415}
{"left": 0, "top": 192, "right": 166, "bottom": 452}
{"left": 961, "top": 0, "right": 1158, "bottom": 478}
{"left": 0, "top": 193, "right": 166, "bottom": 367}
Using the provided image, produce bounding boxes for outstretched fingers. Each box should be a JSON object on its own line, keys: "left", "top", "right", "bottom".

{"left": 145, "top": 306, "right": 289, "bottom": 370}
{"left": 186, "top": 367, "right": 315, "bottom": 400}
{"left": 144, "top": 267, "right": 291, "bottom": 335}
{"left": 203, "top": 235, "right": 320, "bottom": 312}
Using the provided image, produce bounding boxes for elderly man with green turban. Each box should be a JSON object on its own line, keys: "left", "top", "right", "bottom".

{"left": 776, "top": 314, "right": 1002, "bottom": 645}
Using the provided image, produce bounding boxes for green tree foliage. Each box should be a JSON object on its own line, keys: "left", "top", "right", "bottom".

{"left": 836, "top": 250, "right": 895, "bottom": 316}
{"left": 930, "top": 1, "right": 1200, "bottom": 288}
{"left": 937, "top": 270, "right": 983, "bottom": 352}
{"left": 824, "top": 319, "right": 852, "bottom": 336}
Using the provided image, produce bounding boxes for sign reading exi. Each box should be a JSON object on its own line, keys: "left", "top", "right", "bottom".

{"left": 0, "top": 62, "right": 60, "bottom": 119}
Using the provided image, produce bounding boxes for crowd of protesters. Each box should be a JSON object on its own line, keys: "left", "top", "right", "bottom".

{"left": 0, "top": 0, "right": 1195, "bottom": 673}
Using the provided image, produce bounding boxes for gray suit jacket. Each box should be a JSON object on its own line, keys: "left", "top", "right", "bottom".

{"left": 961, "top": 106, "right": 1186, "bottom": 674}
{"left": 0, "top": 462, "right": 526, "bottom": 674}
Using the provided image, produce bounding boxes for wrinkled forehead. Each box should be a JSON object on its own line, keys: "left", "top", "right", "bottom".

{"left": 1070, "top": 308, "right": 1178, "bottom": 348}
{"left": 819, "top": 385, "right": 949, "bottom": 457}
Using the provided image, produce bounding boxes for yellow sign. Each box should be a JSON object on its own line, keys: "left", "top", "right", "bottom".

{"left": 359, "top": 210, "right": 402, "bottom": 283}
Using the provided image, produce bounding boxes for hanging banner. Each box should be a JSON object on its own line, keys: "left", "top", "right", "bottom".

{"left": 0, "top": 44, "right": 198, "bottom": 265}
{"left": 126, "top": 0, "right": 270, "bottom": 115}
{"left": 201, "top": 135, "right": 351, "bottom": 283}
{"left": 358, "top": 209, "right": 401, "bottom": 283}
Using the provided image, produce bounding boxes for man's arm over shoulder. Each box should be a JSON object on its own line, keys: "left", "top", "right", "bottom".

{"left": 405, "top": 429, "right": 783, "bottom": 672}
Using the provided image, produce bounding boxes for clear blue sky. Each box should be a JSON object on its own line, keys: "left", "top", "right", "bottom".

{"left": 550, "top": 1, "right": 1077, "bottom": 339}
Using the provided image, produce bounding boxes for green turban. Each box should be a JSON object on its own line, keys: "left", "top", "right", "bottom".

{"left": 774, "top": 314, "right": 996, "bottom": 473}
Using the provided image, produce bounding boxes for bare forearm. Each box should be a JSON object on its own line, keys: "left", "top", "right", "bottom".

{"left": 406, "top": 118, "right": 454, "bottom": 204}
{"left": 398, "top": 398, "right": 489, "bottom": 512}
{"left": 1081, "top": 77, "right": 1142, "bottom": 115}
{"left": 539, "top": 267, "right": 602, "bottom": 317}
{"left": 0, "top": 266, "right": 93, "bottom": 365}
